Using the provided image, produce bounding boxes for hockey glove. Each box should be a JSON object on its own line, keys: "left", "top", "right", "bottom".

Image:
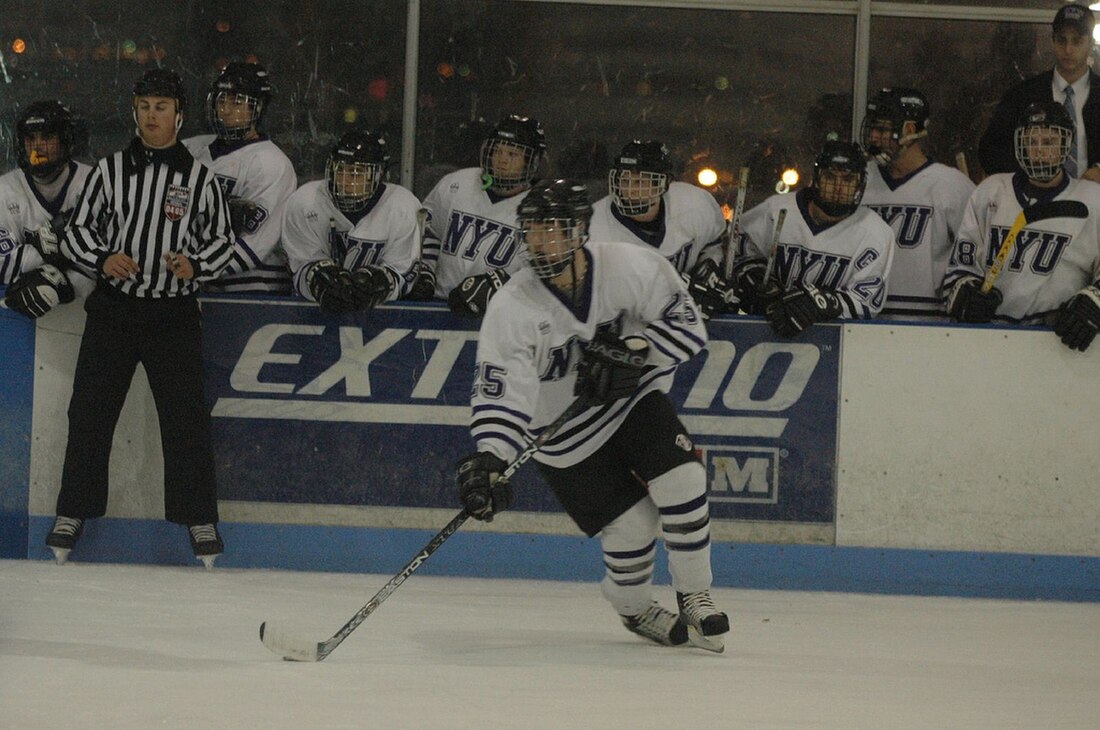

{"left": 305, "top": 260, "right": 361, "bottom": 314}
{"left": 405, "top": 261, "right": 437, "bottom": 301}
{"left": 349, "top": 266, "right": 396, "bottom": 310}
{"left": 765, "top": 283, "right": 843, "bottom": 338}
{"left": 946, "top": 276, "right": 1003, "bottom": 323}
{"left": 448, "top": 268, "right": 511, "bottom": 317}
{"left": 683, "top": 259, "right": 739, "bottom": 320}
{"left": 227, "top": 197, "right": 265, "bottom": 236}
{"left": 730, "top": 258, "right": 782, "bottom": 315}
{"left": 574, "top": 334, "right": 650, "bottom": 405}
{"left": 456, "top": 451, "right": 513, "bottom": 522}
{"left": 1053, "top": 285, "right": 1100, "bottom": 352}
{"left": 2, "top": 264, "right": 75, "bottom": 319}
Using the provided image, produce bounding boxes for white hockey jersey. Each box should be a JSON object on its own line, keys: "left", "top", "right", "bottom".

{"left": 420, "top": 167, "right": 528, "bottom": 298}
{"left": 282, "top": 180, "right": 422, "bottom": 302}
{"left": 183, "top": 134, "right": 297, "bottom": 293}
{"left": 0, "top": 162, "right": 93, "bottom": 293}
{"left": 588, "top": 181, "right": 726, "bottom": 273}
{"left": 471, "top": 240, "right": 706, "bottom": 469}
{"left": 945, "top": 172, "right": 1100, "bottom": 323}
{"left": 735, "top": 189, "right": 896, "bottom": 319}
{"left": 862, "top": 160, "right": 974, "bottom": 319}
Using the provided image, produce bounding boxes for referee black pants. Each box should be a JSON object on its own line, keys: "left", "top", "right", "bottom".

{"left": 56, "top": 286, "right": 219, "bottom": 525}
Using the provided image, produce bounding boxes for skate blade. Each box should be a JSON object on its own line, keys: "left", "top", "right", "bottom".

{"left": 686, "top": 626, "right": 725, "bottom": 654}
{"left": 49, "top": 547, "right": 71, "bottom": 565}
{"left": 197, "top": 555, "right": 218, "bottom": 571}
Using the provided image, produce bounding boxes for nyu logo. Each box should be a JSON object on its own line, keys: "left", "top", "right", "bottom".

{"left": 952, "top": 227, "right": 1071, "bottom": 274}
{"left": 775, "top": 244, "right": 852, "bottom": 289}
{"left": 698, "top": 445, "right": 779, "bottom": 503}
{"left": 867, "top": 204, "right": 933, "bottom": 248}
{"left": 441, "top": 211, "right": 520, "bottom": 268}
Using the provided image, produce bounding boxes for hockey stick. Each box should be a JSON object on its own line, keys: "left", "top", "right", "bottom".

{"left": 722, "top": 167, "right": 751, "bottom": 280}
{"left": 981, "top": 200, "right": 1089, "bottom": 294}
{"left": 760, "top": 208, "right": 788, "bottom": 287}
{"left": 259, "top": 394, "right": 593, "bottom": 662}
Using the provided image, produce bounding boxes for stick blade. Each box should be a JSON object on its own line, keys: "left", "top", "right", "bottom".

{"left": 1024, "top": 199, "right": 1089, "bottom": 224}
{"left": 259, "top": 621, "right": 323, "bottom": 662}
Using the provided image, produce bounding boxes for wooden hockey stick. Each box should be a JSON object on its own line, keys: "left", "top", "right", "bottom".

{"left": 259, "top": 394, "right": 593, "bottom": 662}
{"left": 981, "top": 200, "right": 1089, "bottom": 294}
{"left": 722, "top": 167, "right": 751, "bottom": 279}
{"left": 760, "top": 208, "right": 789, "bottom": 287}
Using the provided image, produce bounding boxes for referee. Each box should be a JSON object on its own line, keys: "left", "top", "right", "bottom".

{"left": 46, "top": 69, "right": 235, "bottom": 569}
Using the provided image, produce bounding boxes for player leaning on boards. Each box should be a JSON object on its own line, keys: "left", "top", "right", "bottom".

{"left": 0, "top": 100, "right": 93, "bottom": 318}
{"left": 45, "top": 69, "right": 235, "bottom": 568}
{"left": 282, "top": 129, "right": 421, "bottom": 313}
{"left": 183, "top": 61, "right": 298, "bottom": 293}
{"left": 588, "top": 140, "right": 737, "bottom": 320}
{"left": 859, "top": 88, "right": 975, "bottom": 320}
{"left": 455, "top": 179, "right": 730, "bottom": 652}
{"left": 944, "top": 100, "right": 1100, "bottom": 352}
{"left": 407, "top": 114, "right": 547, "bottom": 316}
{"left": 730, "top": 140, "right": 895, "bottom": 337}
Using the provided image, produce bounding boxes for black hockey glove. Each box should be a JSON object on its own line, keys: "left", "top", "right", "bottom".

{"left": 349, "top": 266, "right": 396, "bottom": 311}
{"left": 456, "top": 451, "right": 513, "bottom": 522}
{"left": 448, "top": 268, "right": 511, "bottom": 317}
{"left": 305, "top": 260, "right": 361, "bottom": 314}
{"left": 405, "top": 261, "right": 437, "bottom": 301}
{"left": 946, "top": 276, "right": 1003, "bottom": 324}
{"left": 2, "top": 264, "right": 75, "bottom": 319}
{"left": 27, "top": 224, "right": 69, "bottom": 269}
{"left": 730, "top": 258, "right": 782, "bottom": 315}
{"left": 765, "top": 283, "right": 843, "bottom": 338}
{"left": 683, "top": 259, "right": 739, "bottom": 320}
{"left": 574, "top": 334, "right": 650, "bottom": 405}
{"left": 1053, "top": 285, "right": 1100, "bottom": 352}
{"left": 227, "top": 197, "right": 264, "bottom": 237}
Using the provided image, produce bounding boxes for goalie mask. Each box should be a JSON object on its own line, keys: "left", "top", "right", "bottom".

{"left": 14, "top": 100, "right": 89, "bottom": 179}
{"left": 479, "top": 114, "right": 547, "bottom": 191}
{"left": 326, "top": 129, "right": 390, "bottom": 212}
{"left": 1014, "top": 101, "right": 1074, "bottom": 182}
{"left": 518, "top": 179, "right": 592, "bottom": 281}
{"left": 809, "top": 140, "right": 867, "bottom": 218}
{"left": 609, "top": 140, "right": 672, "bottom": 216}
{"left": 207, "top": 62, "right": 273, "bottom": 141}
{"left": 860, "top": 87, "right": 929, "bottom": 166}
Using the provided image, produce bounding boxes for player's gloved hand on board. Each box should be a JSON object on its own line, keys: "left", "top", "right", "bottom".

{"left": 574, "top": 333, "right": 650, "bottom": 405}
{"left": 405, "top": 261, "right": 436, "bottom": 301}
{"left": 765, "top": 282, "right": 843, "bottom": 338}
{"left": 1, "top": 264, "right": 75, "bottom": 319}
{"left": 306, "top": 259, "right": 361, "bottom": 314}
{"left": 683, "top": 258, "right": 738, "bottom": 320}
{"left": 448, "top": 268, "right": 510, "bottom": 317}
{"left": 729, "top": 258, "right": 782, "bottom": 315}
{"left": 946, "top": 275, "right": 1003, "bottom": 324}
{"left": 27, "top": 224, "right": 70, "bottom": 269}
{"left": 456, "top": 451, "right": 513, "bottom": 522}
{"left": 1053, "top": 285, "right": 1100, "bottom": 352}
{"left": 349, "top": 265, "right": 395, "bottom": 311}
{"left": 227, "top": 196, "right": 263, "bottom": 237}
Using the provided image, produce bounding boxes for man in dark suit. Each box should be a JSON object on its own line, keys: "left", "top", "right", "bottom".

{"left": 979, "top": 4, "right": 1100, "bottom": 183}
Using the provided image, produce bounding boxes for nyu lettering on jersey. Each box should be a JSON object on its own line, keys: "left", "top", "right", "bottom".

{"left": 862, "top": 160, "right": 974, "bottom": 319}
{"left": 282, "top": 180, "right": 422, "bottom": 302}
{"left": 0, "top": 162, "right": 91, "bottom": 287}
{"left": 588, "top": 181, "right": 726, "bottom": 273}
{"left": 735, "top": 189, "right": 896, "bottom": 319}
{"left": 420, "top": 167, "right": 528, "bottom": 297}
{"left": 945, "top": 172, "right": 1100, "bottom": 323}
{"left": 184, "top": 134, "right": 297, "bottom": 293}
{"left": 471, "top": 240, "right": 707, "bottom": 469}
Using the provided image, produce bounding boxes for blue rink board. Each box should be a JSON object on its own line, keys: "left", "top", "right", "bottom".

{"left": 25, "top": 516, "right": 1100, "bottom": 603}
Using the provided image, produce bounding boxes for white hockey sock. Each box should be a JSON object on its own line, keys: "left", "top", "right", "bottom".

{"left": 647, "top": 461, "right": 713, "bottom": 594}
{"left": 598, "top": 498, "right": 660, "bottom": 616}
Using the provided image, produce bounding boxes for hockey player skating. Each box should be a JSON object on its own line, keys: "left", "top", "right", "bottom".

{"left": 409, "top": 114, "right": 547, "bottom": 317}
{"left": 859, "top": 88, "right": 975, "bottom": 319}
{"left": 455, "top": 179, "right": 730, "bottom": 652}
{"left": 731, "top": 140, "right": 895, "bottom": 337}
{"left": 184, "top": 62, "right": 297, "bottom": 293}
{"left": 944, "top": 100, "right": 1100, "bottom": 352}
{"left": 282, "top": 129, "right": 421, "bottom": 313}
{"left": 588, "top": 140, "right": 736, "bottom": 320}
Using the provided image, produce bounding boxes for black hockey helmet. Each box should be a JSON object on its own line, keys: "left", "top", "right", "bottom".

{"left": 480, "top": 114, "right": 547, "bottom": 191}
{"left": 207, "top": 62, "right": 273, "bottom": 140}
{"left": 133, "top": 68, "right": 187, "bottom": 113}
{"left": 517, "top": 178, "right": 592, "bottom": 280}
{"left": 809, "top": 140, "right": 867, "bottom": 218}
{"left": 1014, "top": 100, "right": 1074, "bottom": 182}
{"left": 325, "top": 129, "right": 391, "bottom": 212}
{"left": 860, "top": 87, "right": 930, "bottom": 164}
{"left": 609, "top": 140, "right": 673, "bottom": 216}
{"left": 14, "top": 99, "right": 89, "bottom": 178}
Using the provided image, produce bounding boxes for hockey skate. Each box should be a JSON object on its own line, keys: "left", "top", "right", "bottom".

{"left": 187, "top": 524, "right": 224, "bottom": 570}
{"left": 45, "top": 516, "right": 84, "bottom": 565}
{"left": 677, "top": 590, "right": 729, "bottom": 653}
{"left": 620, "top": 603, "right": 689, "bottom": 647}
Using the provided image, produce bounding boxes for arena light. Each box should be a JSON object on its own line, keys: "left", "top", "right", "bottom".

{"left": 781, "top": 168, "right": 800, "bottom": 187}
{"left": 12, "top": 38, "right": 26, "bottom": 54}
{"left": 697, "top": 167, "right": 718, "bottom": 187}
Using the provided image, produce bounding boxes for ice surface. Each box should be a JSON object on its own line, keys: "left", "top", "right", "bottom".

{"left": 2, "top": 560, "right": 1096, "bottom": 729}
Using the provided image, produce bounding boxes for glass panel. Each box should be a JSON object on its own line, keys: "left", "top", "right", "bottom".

{"left": 417, "top": 0, "right": 855, "bottom": 209}
{"left": 878, "top": 1, "right": 1060, "bottom": 7}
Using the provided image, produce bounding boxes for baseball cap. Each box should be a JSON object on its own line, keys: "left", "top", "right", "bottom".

{"left": 1053, "top": 4, "right": 1096, "bottom": 36}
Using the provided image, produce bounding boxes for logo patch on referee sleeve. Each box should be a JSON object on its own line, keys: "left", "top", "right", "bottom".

{"left": 675, "top": 433, "right": 693, "bottom": 452}
{"left": 164, "top": 184, "right": 192, "bottom": 221}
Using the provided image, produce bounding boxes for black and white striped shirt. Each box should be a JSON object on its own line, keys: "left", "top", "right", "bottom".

{"left": 63, "top": 138, "right": 234, "bottom": 297}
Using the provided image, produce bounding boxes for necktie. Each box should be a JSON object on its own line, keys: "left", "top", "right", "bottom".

{"left": 1063, "top": 86, "right": 1079, "bottom": 178}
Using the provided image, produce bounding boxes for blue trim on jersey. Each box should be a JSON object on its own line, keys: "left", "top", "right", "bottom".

{"left": 1011, "top": 170, "right": 1069, "bottom": 208}
{"left": 877, "top": 158, "right": 934, "bottom": 192}
{"left": 472, "top": 403, "right": 533, "bottom": 424}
